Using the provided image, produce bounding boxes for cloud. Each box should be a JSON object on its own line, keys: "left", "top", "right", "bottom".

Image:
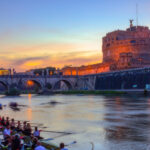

{"left": 0, "top": 49, "right": 101, "bottom": 71}
{"left": 43, "top": 50, "right": 101, "bottom": 68}
{"left": 13, "top": 56, "right": 50, "bottom": 65}
{"left": 0, "top": 31, "right": 102, "bottom": 71}
{"left": 0, "top": 22, "right": 103, "bottom": 72}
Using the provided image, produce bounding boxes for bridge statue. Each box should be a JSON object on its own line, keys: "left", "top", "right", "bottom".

{"left": 129, "top": 19, "right": 134, "bottom": 28}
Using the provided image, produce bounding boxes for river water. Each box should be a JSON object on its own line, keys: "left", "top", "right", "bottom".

{"left": 0, "top": 94, "right": 150, "bottom": 150}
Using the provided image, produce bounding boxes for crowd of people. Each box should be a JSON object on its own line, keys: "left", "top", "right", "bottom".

{"left": 0, "top": 116, "right": 68, "bottom": 150}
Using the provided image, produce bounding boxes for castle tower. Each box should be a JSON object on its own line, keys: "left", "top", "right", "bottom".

{"left": 102, "top": 21, "right": 150, "bottom": 68}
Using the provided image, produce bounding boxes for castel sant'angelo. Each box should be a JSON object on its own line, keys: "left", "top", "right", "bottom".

{"left": 62, "top": 20, "right": 150, "bottom": 75}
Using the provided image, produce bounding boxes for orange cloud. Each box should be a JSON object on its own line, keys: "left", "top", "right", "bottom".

{"left": 24, "top": 60, "right": 43, "bottom": 67}
{"left": 0, "top": 39, "right": 102, "bottom": 71}
{"left": 0, "top": 25, "right": 104, "bottom": 72}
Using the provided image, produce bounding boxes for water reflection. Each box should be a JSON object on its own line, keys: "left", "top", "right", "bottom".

{"left": 28, "top": 93, "right": 32, "bottom": 105}
{"left": 27, "top": 107, "right": 32, "bottom": 121}
{"left": 104, "top": 96, "right": 150, "bottom": 143}
{"left": 27, "top": 94, "right": 32, "bottom": 121}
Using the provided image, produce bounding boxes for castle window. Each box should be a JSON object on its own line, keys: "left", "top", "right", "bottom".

{"left": 130, "top": 40, "right": 136, "bottom": 43}
{"left": 140, "top": 40, "right": 145, "bottom": 42}
{"left": 107, "top": 50, "right": 110, "bottom": 56}
{"left": 106, "top": 43, "right": 110, "bottom": 47}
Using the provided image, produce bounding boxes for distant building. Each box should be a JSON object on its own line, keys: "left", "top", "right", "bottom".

{"left": 26, "top": 67, "right": 61, "bottom": 76}
{"left": 62, "top": 20, "right": 150, "bottom": 75}
{"left": 0, "top": 68, "right": 11, "bottom": 75}
{"left": 62, "top": 63, "right": 110, "bottom": 76}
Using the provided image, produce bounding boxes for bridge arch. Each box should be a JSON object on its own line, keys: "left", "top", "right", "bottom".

{"left": 45, "top": 82, "right": 52, "bottom": 90}
{"left": 0, "top": 80, "right": 8, "bottom": 91}
{"left": 22, "top": 79, "right": 43, "bottom": 92}
{"left": 53, "top": 79, "right": 73, "bottom": 90}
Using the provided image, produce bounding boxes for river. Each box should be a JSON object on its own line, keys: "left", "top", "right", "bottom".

{"left": 0, "top": 94, "right": 150, "bottom": 150}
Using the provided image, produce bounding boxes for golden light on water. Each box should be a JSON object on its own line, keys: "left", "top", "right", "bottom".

{"left": 28, "top": 93, "right": 32, "bottom": 106}
{"left": 27, "top": 93, "right": 32, "bottom": 121}
{"left": 28, "top": 93, "right": 32, "bottom": 101}
{"left": 27, "top": 107, "right": 32, "bottom": 121}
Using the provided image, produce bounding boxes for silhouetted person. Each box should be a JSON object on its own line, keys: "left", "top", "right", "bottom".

{"left": 10, "top": 118, "right": 15, "bottom": 130}
{"left": 35, "top": 141, "right": 46, "bottom": 150}
{"left": 1, "top": 117, "right": 6, "bottom": 126}
{"left": 11, "top": 135, "right": 21, "bottom": 150}
{"left": 16, "top": 121, "right": 22, "bottom": 132}
{"left": 5, "top": 117, "right": 10, "bottom": 127}
{"left": 24, "top": 123, "right": 32, "bottom": 136}
{"left": 59, "top": 143, "right": 68, "bottom": 150}
{"left": 32, "top": 137, "right": 38, "bottom": 149}
{"left": 33, "top": 127, "right": 42, "bottom": 139}
{"left": 3, "top": 125, "right": 11, "bottom": 139}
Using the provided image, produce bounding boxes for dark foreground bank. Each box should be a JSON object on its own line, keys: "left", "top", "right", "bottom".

{"left": 54, "top": 90, "right": 127, "bottom": 95}
{"left": 0, "top": 116, "right": 71, "bottom": 150}
{"left": 1, "top": 88, "right": 150, "bottom": 96}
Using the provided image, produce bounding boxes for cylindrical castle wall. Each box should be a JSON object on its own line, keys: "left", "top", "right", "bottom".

{"left": 102, "top": 37, "right": 150, "bottom": 63}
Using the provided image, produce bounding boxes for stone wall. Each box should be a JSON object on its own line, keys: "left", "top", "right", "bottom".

{"left": 62, "top": 63, "right": 110, "bottom": 76}
{"left": 95, "top": 67, "right": 150, "bottom": 90}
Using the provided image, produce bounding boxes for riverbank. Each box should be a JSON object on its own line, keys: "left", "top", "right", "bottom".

{"left": 0, "top": 116, "right": 59, "bottom": 150}
{"left": 54, "top": 89, "right": 150, "bottom": 96}
{"left": 54, "top": 90, "right": 127, "bottom": 95}
{"left": 0, "top": 89, "right": 149, "bottom": 96}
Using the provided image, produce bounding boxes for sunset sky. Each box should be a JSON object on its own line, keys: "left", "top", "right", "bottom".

{"left": 0, "top": 0, "right": 150, "bottom": 71}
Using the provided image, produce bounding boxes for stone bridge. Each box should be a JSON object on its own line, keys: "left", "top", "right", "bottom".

{"left": 0, "top": 75, "right": 80, "bottom": 91}
{"left": 0, "top": 74, "right": 98, "bottom": 91}
{"left": 0, "top": 67, "right": 150, "bottom": 92}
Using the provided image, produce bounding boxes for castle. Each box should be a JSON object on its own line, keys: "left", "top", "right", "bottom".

{"left": 62, "top": 21, "right": 150, "bottom": 75}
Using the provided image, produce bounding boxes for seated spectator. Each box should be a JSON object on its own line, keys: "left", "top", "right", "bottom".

{"left": 32, "top": 137, "right": 38, "bottom": 149}
{"left": 11, "top": 134, "right": 21, "bottom": 150}
{"left": 23, "top": 121, "right": 27, "bottom": 130}
{"left": 24, "top": 123, "right": 32, "bottom": 136}
{"left": 35, "top": 141, "right": 46, "bottom": 150}
{"left": 33, "top": 127, "right": 41, "bottom": 139}
{"left": 10, "top": 118, "right": 15, "bottom": 130}
{"left": 2, "top": 136, "right": 11, "bottom": 147}
{"left": 5, "top": 117, "right": 10, "bottom": 127}
{"left": 0, "top": 116, "right": 2, "bottom": 126}
{"left": 3, "top": 125, "right": 11, "bottom": 139}
{"left": 16, "top": 121, "right": 22, "bottom": 132}
{"left": 1, "top": 117, "right": 6, "bottom": 126}
{"left": 59, "top": 143, "right": 68, "bottom": 150}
